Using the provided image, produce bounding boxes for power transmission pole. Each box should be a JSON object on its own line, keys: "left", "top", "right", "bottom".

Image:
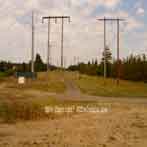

{"left": 104, "top": 17, "right": 106, "bottom": 79}
{"left": 98, "top": 17, "right": 124, "bottom": 85}
{"left": 31, "top": 11, "right": 35, "bottom": 73}
{"left": 117, "top": 19, "right": 120, "bottom": 85}
{"left": 61, "top": 18, "right": 64, "bottom": 68}
{"left": 60, "top": 17, "right": 70, "bottom": 68}
{"left": 42, "top": 16, "right": 70, "bottom": 70}
{"left": 47, "top": 19, "right": 51, "bottom": 71}
{"left": 42, "top": 18, "right": 51, "bottom": 72}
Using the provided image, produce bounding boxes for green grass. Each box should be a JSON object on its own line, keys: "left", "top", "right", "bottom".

{"left": 75, "top": 74, "right": 147, "bottom": 98}
{"left": 0, "top": 72, "right": 8, "bottom": 78}
{"left": 4, "top": 71, "right": 66, "bottom": 93}
{"left": 0, "top": 70, "right": 14, "bottom": 78}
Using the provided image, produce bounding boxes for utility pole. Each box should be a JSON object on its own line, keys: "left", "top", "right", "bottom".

{"left": 60, "top": 17, "right": 70, "bottom": 68}
{"left": 47, "top": 19, "right": 51, "bottom": 72}
{"left": 104, "top": 17, "right": 106, "bottom": 79}
{"left": 42, "top": 16, "right": 70, "bottom": 70}
{"left": 98, "top": 17, "right": 107, "bottom": 79}
{"left": 117, "top": 19, "right": 120, "bottom": 85}
{"left": 63, "top": 56, "right": 66, "bottom": 68}
{"left": 61, "top": 18, "right": 64, "bottom": 68}
{"left": 98, "top": 17, "right": 124, "bottom": 85}
{"left": 42, "top": 18, "right": 51, "bottom": 72}
{"left": 31, "top": 11, "right": 35, "bottom": 73}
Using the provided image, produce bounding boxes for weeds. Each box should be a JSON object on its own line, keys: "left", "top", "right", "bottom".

{"left": 0, "top": 101, "right": 47, "bottom": 123}
{"left": 0, "top": 99, "right": 79, "bottom": 123}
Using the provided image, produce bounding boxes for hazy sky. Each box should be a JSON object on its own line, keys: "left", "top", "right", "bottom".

{"left": 0, "top": 0, "right": 147, "bottom": 66}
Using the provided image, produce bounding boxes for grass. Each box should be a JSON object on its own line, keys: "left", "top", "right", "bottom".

{"left": 0, "top": 100, "right": 47, "bottom": 123}
{"left": 0, "top": 72, "right": 11, "bottom": 77}
{"left": 1, "top": 70, "right": 147, "bottom": 98}
{"left": 1, "top": 71, "right": 147, "bottom": 123}
{"left": 0, "top": 72, "right": 6, "bottom": 77}
{"left": 0, "top": 97, "right": 108, "bottom": 123}
{"left": 75, "top": 74, "right": 147, "bottom": 98}
{"left": 0, "top": 96, "right": 58, "bottom": 123}
{"left": 3, "top": 71, "right": 66, "bottom": 93}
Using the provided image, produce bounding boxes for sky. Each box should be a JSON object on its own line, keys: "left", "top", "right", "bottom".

{"left": 0, "top": 0, "right": 147, "bottom": 66}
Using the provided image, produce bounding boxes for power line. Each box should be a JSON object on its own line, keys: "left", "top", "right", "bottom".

{"left": 42, "top": 16, "right": 70, "bottom": 70}
{"left": 98, "top": 17, "right": 125, "bottom": 85}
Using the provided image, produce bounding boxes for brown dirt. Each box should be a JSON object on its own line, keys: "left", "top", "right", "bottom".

{"left": 0, "top": 102, "right": 147, "bottom": 147}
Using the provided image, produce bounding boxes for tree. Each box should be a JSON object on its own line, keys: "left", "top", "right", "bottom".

{"left": 101, "top": 46, "right": 112, "bottom": 77}
{"left": 102, "top": 46, "right": 112, "bottom": 63}
{"left": 34, "top": 53, "right": 46, "bottom": 72}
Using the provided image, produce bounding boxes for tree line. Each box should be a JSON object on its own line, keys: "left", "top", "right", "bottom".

{"left": 1, "top": 50, "right": 147, "bottom": 82}
{"left": 68, "top": 47, "right": 147, "bottom": 82}
{"left": 0, "top": 54, "right": 57, "bottom": 77}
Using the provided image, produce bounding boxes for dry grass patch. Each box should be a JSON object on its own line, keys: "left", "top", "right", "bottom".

{"left": 75, "top": 74, "right": 147, "bottom": 97}
{"left": 2, "top": 71, "right": 66, "bottom": 93}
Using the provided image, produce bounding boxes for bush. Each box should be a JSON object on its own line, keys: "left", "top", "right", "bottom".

{"left": 0, "top": 70, "right": 14, "bottom": 78}
{"left": 0, "top": 101, "right": 45, "bottom": 123}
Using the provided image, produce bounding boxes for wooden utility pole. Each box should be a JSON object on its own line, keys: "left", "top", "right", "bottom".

{"left": 47, "top": 19, "right": 51, "bottom": 71}
{"left": 61, "top": 18, "right": 64, "bottom": 68}
{"left": 117, "top": 19, "right": 120, "bottom": 85}
{"left": 104, "top": 17, "right": 106, "bottom": 79}
{"left": 42, "top": 17, "right": 51, "bottom": 71}
{"left": 31, "top": 11, "right": 35, "bottom": 73}
{"left": 42, "top": 16, "right": 70, "bottom": 70}
{"left": 98, "top": 17, "right": 124, "bottom": 85}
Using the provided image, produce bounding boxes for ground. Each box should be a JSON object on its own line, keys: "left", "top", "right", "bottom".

{"left": 0, "top": 71, "right": 147, "bottom": 147}
{"left": 0, "top": 103, "right": 147, "bottom": 147}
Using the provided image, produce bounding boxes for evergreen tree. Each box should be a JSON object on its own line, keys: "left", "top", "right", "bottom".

{"left": 102, "top": 46, "right": 112, "bottom": 63}
{"left": 101, "top": 46, "right": 112, "bottom": 77}
{"left": 34, "top": 53, "right": 46, "bottom": 72}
